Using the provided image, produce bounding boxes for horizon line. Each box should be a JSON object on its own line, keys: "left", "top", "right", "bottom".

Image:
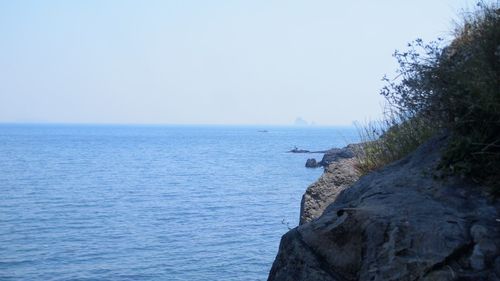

{"left": 0, "top": 121, "right": 356, "bottom": 128}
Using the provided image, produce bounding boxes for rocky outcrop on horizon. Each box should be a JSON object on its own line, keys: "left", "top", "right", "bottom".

{"left": 269, "top": 136, "right": 500, "bottom": 281}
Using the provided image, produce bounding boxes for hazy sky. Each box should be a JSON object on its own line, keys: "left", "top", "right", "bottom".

{"left": 0, "top": 0, "right": 480, "bottom": 125}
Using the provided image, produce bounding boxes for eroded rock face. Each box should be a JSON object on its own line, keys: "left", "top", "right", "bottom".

{"left": 300, "top": 158, "right": 359, "bottom": 225}
{"left": 269, "top": 136, "right": 500, "bottom": 281}
{"left": 318, "top": 144, "right": 360, "bottom": 167}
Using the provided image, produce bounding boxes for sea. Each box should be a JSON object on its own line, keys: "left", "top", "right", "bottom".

{"left": 0, "top": 124, "right": 358, "bottom": 281}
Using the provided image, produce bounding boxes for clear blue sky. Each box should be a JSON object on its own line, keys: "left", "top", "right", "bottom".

{"left": 0, "top": 0, "right": 479, "bottom": 125}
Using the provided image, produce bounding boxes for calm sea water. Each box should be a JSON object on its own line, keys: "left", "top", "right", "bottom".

{"left": 0, "top": 124, "right": 357, "bottom": 281}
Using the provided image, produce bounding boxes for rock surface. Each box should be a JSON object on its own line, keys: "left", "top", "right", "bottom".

{"left": 269, "top": 136, "right": 500, "bottom": 281}
{"left": 318, "top": 144, "right": 360, "bottom": 167}
{"left": 305, "top": 158, "right": 319, "bottom": 168}
{"left": 304, "top": 144, "right": 362, "bottom": 168}
{"left": 300, "top": 158, "right": 359, "bottom": 224}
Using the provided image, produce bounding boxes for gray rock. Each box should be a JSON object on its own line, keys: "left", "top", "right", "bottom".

{"left": 317, "top": 144, "right": 361, "bottom": 167}
{"left": 305, "top": 158, "right": 319, "bottom": 168}
{"left": 300, "top": 158, "right": 359, "bottom": 224}
{"left": 495, "top": 256, "right": 500, "bottom": 278}
{"left": 269, "top": 135, "right": 500, "bottom": 281}
{"left": 469, "top": 224, "right": 497, "bottom": 271}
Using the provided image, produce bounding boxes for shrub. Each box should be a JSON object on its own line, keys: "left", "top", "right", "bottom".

{"left": 357, "top": 2, "right": 500, "bottom": 193}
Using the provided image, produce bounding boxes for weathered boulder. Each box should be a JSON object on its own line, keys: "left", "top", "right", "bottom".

{"left": 300, "top": 158, "right": 359, "bottom": 224}
{"left": 269, "top": 136, "right": 500, "bottom": 281}
{"left": 317, "top": 144, "right": 362, "bottom": 166}
{"left": 305, "top": 158, "right": 319, "bottom": 168}
{"left": 305, "top": 143, "right": 362, "bottom": 168}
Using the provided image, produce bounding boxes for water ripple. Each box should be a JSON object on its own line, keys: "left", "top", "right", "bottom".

{"left": 0, "top": 125, "right": 357, "bottom": 280}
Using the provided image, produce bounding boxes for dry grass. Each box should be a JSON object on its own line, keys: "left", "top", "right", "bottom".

{"left": 354, "top": 112, "right": 435, "bottom": 175}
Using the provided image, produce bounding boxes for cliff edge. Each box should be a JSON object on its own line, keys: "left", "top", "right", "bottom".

{"left": 269, "top": 136, "right": 500, "bottom": 280}
{"left": 300, "top": 150, "right": 359, "bottom": 225}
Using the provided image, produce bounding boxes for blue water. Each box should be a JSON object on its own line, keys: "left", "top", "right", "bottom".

{"left": 0, "top": 124, "right": 357, "bottom": 281}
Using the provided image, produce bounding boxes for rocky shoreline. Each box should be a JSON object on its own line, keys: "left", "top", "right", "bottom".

{"left": 303, "top": 144, "right": 360, "bottom": 168}
{"left": 268, "top": 136, "right": 500, "bottom": 280}
{"left": 300, "top": 155, "right": 359, "bottom": 225}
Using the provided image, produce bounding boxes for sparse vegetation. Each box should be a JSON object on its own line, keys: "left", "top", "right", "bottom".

{"left": 356, "top": 2, "right": 500, "bottom": 194}
{"left": 355, "top": 113, "right": 435, "bottom": 175}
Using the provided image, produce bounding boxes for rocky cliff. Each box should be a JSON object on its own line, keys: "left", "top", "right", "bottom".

{"left": 300, "top": 156, "right": 359, "bottom": 225}
{"left": 268, "top": 135, "right": 500, "bottom": 281}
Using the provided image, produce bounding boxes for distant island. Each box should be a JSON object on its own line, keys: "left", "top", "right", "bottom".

{"left": 294, "top": 117, "right": 316, "bottom": 126}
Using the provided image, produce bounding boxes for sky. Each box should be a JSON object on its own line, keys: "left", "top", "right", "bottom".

{"left": 0, "top": 0, "right": 481, "bottom": 125}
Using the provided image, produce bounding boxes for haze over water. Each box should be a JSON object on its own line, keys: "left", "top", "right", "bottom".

{"left": 0, "top": 1, "right": 482, "bottom": 280}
